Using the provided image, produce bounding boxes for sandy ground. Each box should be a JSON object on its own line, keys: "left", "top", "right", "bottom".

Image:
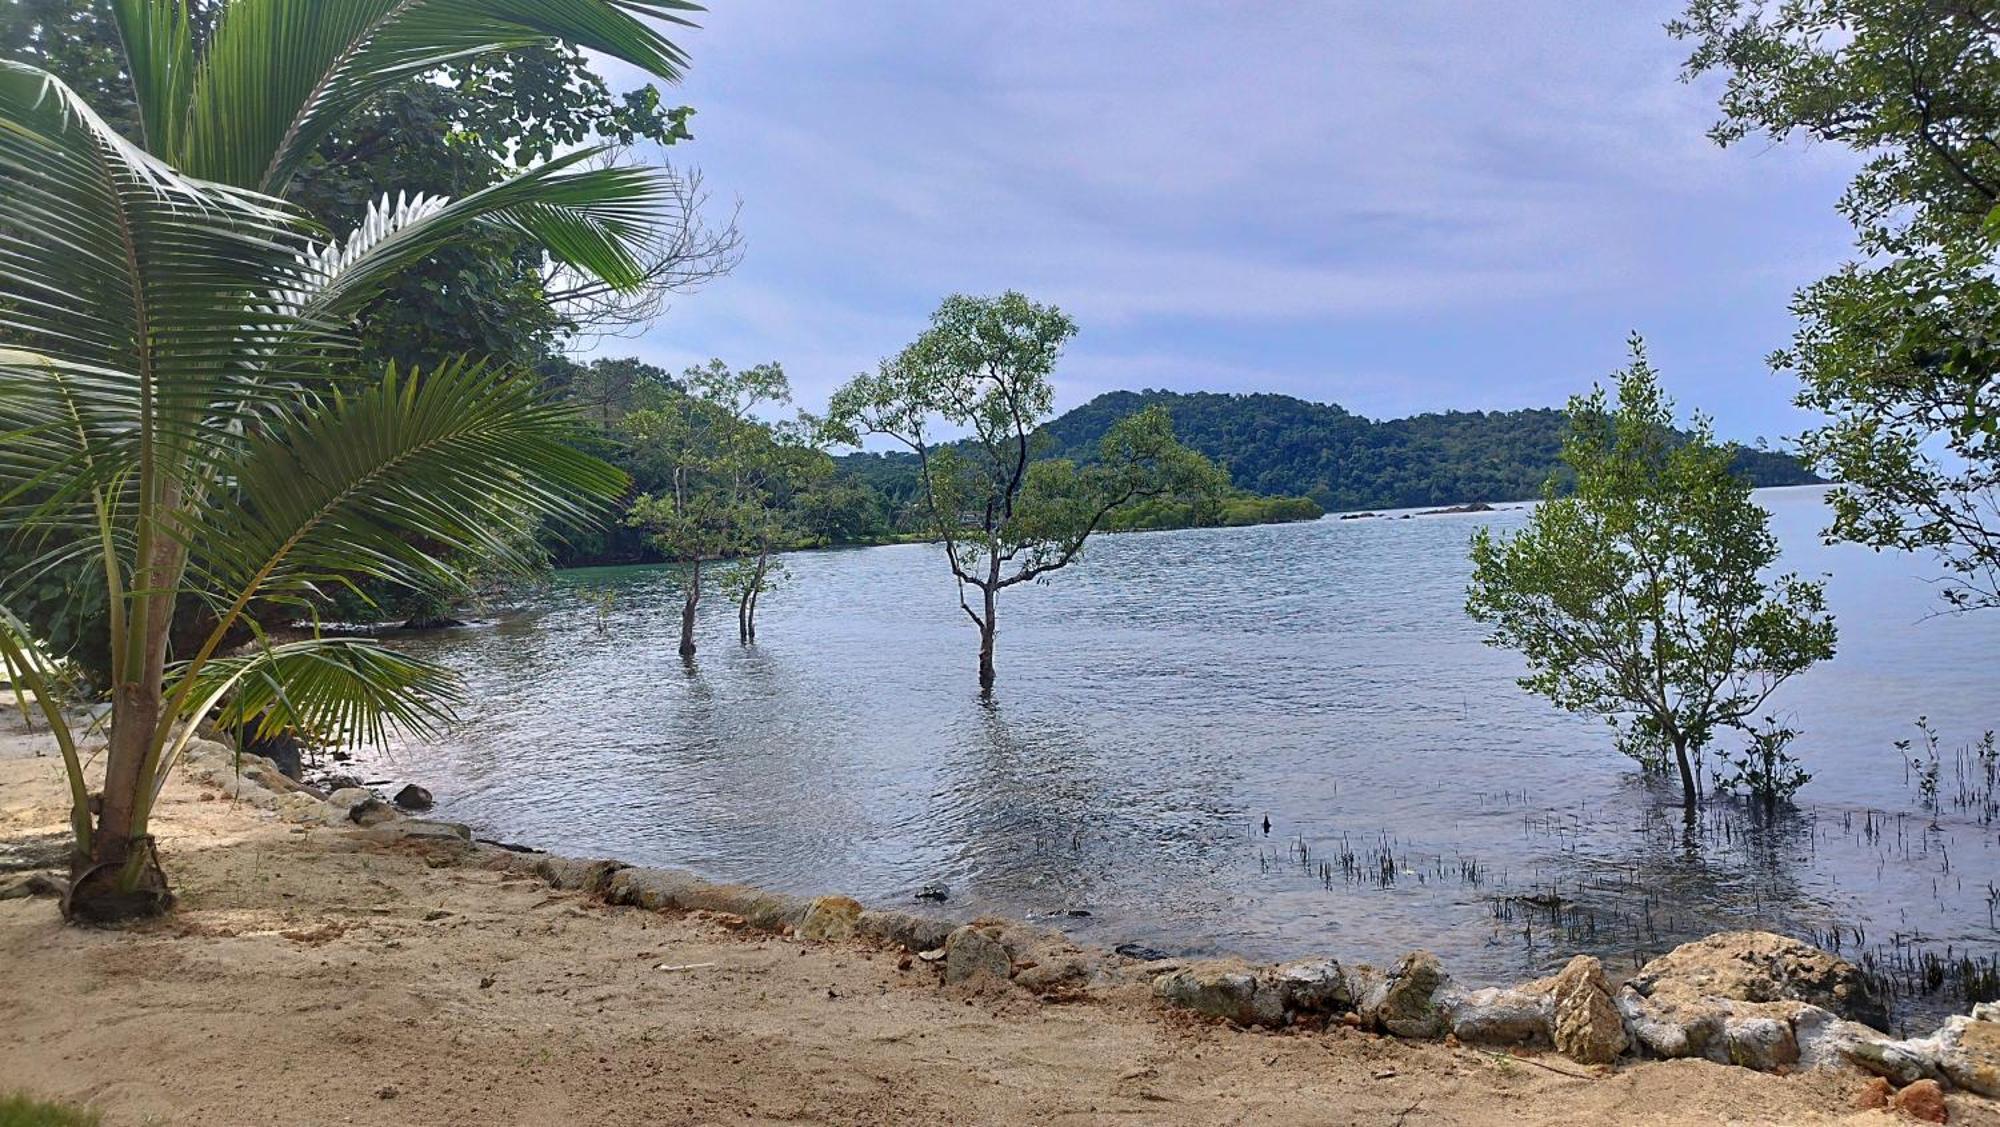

{"left": 0, "top": 714, "right": 1991, "bottom": 1126}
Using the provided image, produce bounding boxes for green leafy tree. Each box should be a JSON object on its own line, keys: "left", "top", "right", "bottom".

{"left": 1673, "top": 0, "right": 2000, "bottom": 610}
{"left": 0, "top": 0, "right": 692, "bottom": 921}
{"left": 624, "top": 361, "right": 792, "bottom": 656}
{"left": 1466, "top": 339, "right": 1838, "bottom": 814}
{"left": 825, "top": 292, "right": 1227, "bottom": 690}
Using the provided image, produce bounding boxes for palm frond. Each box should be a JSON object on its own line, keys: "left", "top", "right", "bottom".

{"left": 175, "top": 637, "right": 462, "bottom": 749}
{"left": 192, "top": 358, "right": 626, "bottom": 617}
{"left": 108, "top": 0, "right": 197, "bottom": 156}
{"left": 286, "top": 151, "right": 672, "bottom": 323}
{"left": 183, "top": 0, "right": 702, "bottom": 192}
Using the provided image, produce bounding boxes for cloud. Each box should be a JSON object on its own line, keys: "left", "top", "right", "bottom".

{"left": 585, "top": 0, "right": 1861, "bottom": 439}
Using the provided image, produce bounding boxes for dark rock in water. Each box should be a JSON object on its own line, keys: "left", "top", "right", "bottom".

{"left": 1115, "top": 942, "right": 1171, "bottom": 962}
{"left": 1063, "top": 908, "right": 1092, "bottom": 918}
{"left": 393, "top": 784, "right": 435, "bottom": 811}
{"left": 1337, "top": 512, "right": 1379, "bottom": 521}
{"left": 1416, "top": 501, "right": 1495, "bottom": 517}
{"left": 914, "top": 882, "right": 950, "bottom": 903}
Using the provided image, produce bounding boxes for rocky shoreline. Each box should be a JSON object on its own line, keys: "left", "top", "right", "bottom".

{"left": 149, "top": 736, "right": 2000, "bottom": 1116}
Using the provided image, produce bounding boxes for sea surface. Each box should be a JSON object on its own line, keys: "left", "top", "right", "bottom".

{"left": 358, "top": 485, "right": 2000, "bottom": 1027}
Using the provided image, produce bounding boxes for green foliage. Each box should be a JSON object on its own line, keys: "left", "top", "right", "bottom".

{"left": 623, "top": 360, "right": 795, "bottom": 565}
{"left": 825, "top": 292, "right": 1225, "bottom": 685}
{"left": 1465, "top": 338, "right": 1838, "bottom": 810}
{"left": 0, "top": 0, "right": 676, "bottom": 907}
{"left": 0, "top": 1093, "right": 100, "bottom": 1127}
{"left": 1037, "top": 389, "right": 1815, "bottom": 512}
{"left": 1673, "top": 0, "right": 2000, "bottom": 610}
{"left": 1715, "top": 716, "right": 1811, "bottom": 811}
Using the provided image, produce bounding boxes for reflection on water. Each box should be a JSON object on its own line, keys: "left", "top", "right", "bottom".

{"left": 357, "top": 486, "right": 2000, "bottom": 1024}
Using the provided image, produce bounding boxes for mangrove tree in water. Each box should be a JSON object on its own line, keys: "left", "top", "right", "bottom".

{"left": 825, "top": 292, "right": 1225, "bottom": 690}
{"left": 1464, "top": 338, "right": 1838, "bottom": 815}
{"left": 623, "top": 360, "right": 794, "bottom": 656}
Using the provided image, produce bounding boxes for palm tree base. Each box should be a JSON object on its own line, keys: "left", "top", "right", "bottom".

{"left": 64, "top": 843, "right": 173, "bottom": 925}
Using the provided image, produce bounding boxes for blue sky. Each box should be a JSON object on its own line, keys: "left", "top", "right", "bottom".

{"left": 588, "top": 2, "right": 1860, "bottom": 444}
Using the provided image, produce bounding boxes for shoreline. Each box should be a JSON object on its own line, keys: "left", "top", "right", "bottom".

{"left": 5, "top": 717, "right": 1998, "bottom": 1124}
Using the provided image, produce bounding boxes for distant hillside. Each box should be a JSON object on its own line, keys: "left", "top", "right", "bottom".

{"left": 1035, "top": 390, "right": 1820, "bottom": 511}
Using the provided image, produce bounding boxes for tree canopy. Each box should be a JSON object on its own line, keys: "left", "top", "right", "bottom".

{"left": 1466, "top": 339, "right": 1837, "bottom": 813}
{"left": 1674, "top": 0, "right": 2000, "bottom": 610}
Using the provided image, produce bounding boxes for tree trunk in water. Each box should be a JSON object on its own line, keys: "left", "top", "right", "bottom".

{"left": 977, "top": 585, "right": 998, "bottom": 692}
{"left": 746, "top": 549, "right": 767, "bottom": 644}
{"left": 69, "top": 683, "right": 172, "bottom": 923}
{"left": 680, "top": 558, "right": 701, "bottom": 657}
{"left": 1672, "top": 735, "right": 1698, "bottom": 819}
{"left": 737, "top": 595, "right": 749, "bottom": 644}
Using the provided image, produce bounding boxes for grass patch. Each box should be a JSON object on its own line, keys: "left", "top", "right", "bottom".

{"left": 0, "top": 1093, "right": 100, "bottom": 1127}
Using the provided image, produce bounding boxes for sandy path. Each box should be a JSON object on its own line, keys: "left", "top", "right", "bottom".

{"left": 0, "top": 715, "right": 1983, "bottom": 1126}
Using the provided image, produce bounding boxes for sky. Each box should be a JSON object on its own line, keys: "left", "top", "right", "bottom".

{"left": 586, "top": 2, "right": 1861, "bottom": 445}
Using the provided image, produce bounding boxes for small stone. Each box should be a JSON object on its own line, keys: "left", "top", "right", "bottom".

{"left": 797, "top": 895, "right": 865, "bottom": 942}
{"left": 915, "top": 882, "right": 950, "bottom": 902}
{"left": 1893, "top": 1078, "right": 1948, "bottom": 1124}
{"left": 392, "top": 783, "right": 434, "bottom": 811}
{"left": 376, "top": 1086, "right": 399, "bottom": 1101}
{"left": 943, "top": 925, "right": 1014, "bottom": 985}
{"left": 1854, "top": 1077, "right": 1893, "bottom": 1110}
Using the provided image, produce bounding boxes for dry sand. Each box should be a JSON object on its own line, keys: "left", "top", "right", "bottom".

{"left": 0, "top": 713, "right": 1990, "bottom": 1126}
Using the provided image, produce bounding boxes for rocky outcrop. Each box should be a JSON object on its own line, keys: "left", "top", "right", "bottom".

{"left": 1150, "top": 957, "right": 1351, "bottom": 1028}
{"left": 1616, "top": 931, "right": 1891, "bottom": 1070}
{"left": 392, "top": 784, "right": 434, "bottom": 811}
{"left": 1550, "top": 955, "right": 1625, "bottom": 1064}
{"left": 1626, "top": 931, "right": 1887, "bottom": 1031}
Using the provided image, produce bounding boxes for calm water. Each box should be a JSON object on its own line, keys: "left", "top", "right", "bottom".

{"left": 359, "top": 485, "right": 2000, "bottom": 1017}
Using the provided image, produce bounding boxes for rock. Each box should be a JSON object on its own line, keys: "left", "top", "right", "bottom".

{"left": 1361, "top": 951, "right": 1448, "bottom": 1039}
{"left": 856, "top": 909, "right": 955, "bottom": 954}
{"left": 943, "top": 924, "right": 1014, "bottom": 985}
{"left": 1115, "top": 942, "right": 1171, "bottom": 962}
{"left": 797, "top": 895, "right": 865, "bottom": 942}
{"left": 347, "top": 797, "right": 398, "bottom": 826}
{"left": 1448, "top": 986, "right": 1551, "bottom": 1047}
{"left": 1273, "top": 958, "right": 1352, "bottom": 1017}
{"left": 325, "top": 787, "right": 375, "bottom": 810}
{"left": 1841, "top": 1034, "right": 1944, "bottom": 1086}
{"left": 1550, "top": 955, "right": 1626, "bottom": 1063}
{"left": 1793, "top": 1005, "right": 1886, "bottom": 1071}
{"left": 1934, "top": 1012, "right": 2000, "bottom": 1097}
{"left": 1628, "top": 930, "right": 1887, "bottom": 1031}
{"left": 1854, "top": 1077, "right": 1893, "bottom": 1110}
{"left": 1152, "top": 959, "right": 1286, "bottom": 1027}
{"left": 1894, "top": 1078, "right": 1949, "bottom": 1124}
{"left": 392, "top": 784, "right": 434, "bottom": 811}
{"left": 1015, "top": 955, "right": 1097, "bottom": 996}
{"left": 914, "top": 882, "right": 950, "bottom": 903}
{"left": 1722, "top": 1014, "right": 1799, "bottom": 1072}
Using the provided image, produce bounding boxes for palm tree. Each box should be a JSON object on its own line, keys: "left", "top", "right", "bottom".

{"left": 0, "top": 0, "right": 700, "bottom": 922}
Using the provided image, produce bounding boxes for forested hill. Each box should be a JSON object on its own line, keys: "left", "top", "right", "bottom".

{"left": 1034, "top": 390, "right": 1821, "bottom": 512}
